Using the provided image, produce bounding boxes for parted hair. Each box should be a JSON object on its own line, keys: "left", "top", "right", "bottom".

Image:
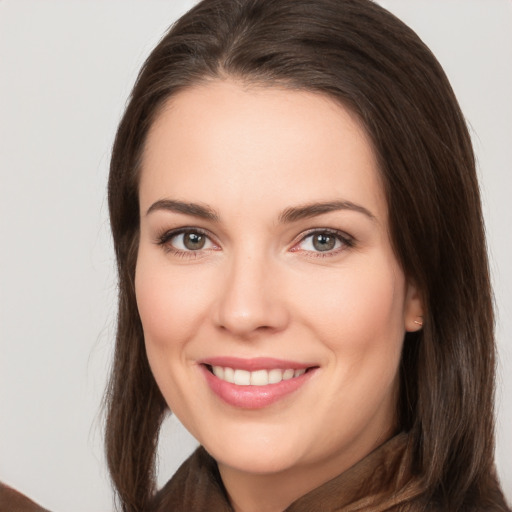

{"left": 105, "top": 0, "right": 508, "bottom": 510}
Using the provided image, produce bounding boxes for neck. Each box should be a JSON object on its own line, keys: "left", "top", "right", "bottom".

{"left": 217, "top": 427, "right": 395, "bottom": 512}
{"left": 219, "top": 462, "right": 327, "bottom": 512}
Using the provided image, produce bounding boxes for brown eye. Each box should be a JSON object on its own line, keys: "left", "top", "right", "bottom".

{"left": 312, "top": 233, "right": 337, "bottom": 252}
{"left": 183, "top": 232, "right": 206, "bottom": 250}
{"left": 163, "top": 230, "right": 215, "bottom": 252}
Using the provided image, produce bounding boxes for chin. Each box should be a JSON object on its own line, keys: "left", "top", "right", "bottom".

{"left": 208, "top": 440, "right": 303, "bottom": 475}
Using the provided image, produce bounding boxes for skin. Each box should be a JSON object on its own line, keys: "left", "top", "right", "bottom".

{"left": 135, "top": 80, "right": 423, "bottom": 512}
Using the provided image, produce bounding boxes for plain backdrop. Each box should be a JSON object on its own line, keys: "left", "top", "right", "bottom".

{"left": 0, "top": 1, "right": 511, "bottom": 510}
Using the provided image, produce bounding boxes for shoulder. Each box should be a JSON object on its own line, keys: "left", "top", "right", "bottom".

{"left": 416, "top": 485, "right": 512, "bottom": 512}
{"left": 0, "top": 482, "right": 49, "bottom": 512}
{"left": 389, "top": 497, "right": 511, "bottom": 512}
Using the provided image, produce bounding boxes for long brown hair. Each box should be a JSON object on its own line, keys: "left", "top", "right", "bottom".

{"left": 105, "top": 0, "right": 508, "bottom": 510}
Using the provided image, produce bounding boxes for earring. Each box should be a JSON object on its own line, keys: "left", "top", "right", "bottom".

{"left": 413, "top": 318, "right": 423, "bottom": 327}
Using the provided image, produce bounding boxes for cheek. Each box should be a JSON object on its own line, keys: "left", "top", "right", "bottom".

{"left": 295, "top": 256, "right": 406, "bottom": 435}
{"left": 134, "top": 254, "right": 214, "bottom": 418}
{"left": 134, "top": 255, "right": 210, "bottom": 352}
{"left": 295, "top": 255, "right": 406, "bottom": 359}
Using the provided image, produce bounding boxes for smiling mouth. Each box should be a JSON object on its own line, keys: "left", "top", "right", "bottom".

{"left": 201, "top": 359, "right": 318, "bottom": 408}
{"left": 204, "top": 365, "right": 315, "bottom": 386}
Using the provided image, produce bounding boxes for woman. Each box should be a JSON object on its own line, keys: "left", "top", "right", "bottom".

{"left": 104, "top": 0, "right": 511, "bottom": 511}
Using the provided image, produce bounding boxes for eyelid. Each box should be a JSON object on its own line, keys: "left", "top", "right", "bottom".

{"left": 154, "top": 226, "right": 354, "bottom": 258}
{"left": 290, "top": 228, "right": 355, "bottom": 255}
{"left": 155, "top": 226, "right": 220, "bottom": 254}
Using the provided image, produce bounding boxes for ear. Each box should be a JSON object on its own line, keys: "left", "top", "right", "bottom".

{"left": 404, "top": 281, "right": 424, "bottom": 332}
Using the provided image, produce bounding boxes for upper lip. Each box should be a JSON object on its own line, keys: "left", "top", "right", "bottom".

{"left": 199, "top": 356, "right": 316, "bottom": 371}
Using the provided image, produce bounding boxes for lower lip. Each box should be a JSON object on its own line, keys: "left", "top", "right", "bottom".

{"left": 201, "top": 365, "right": 316, "bottom": 409}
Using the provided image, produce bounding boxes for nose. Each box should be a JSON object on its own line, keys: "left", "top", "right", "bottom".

{"left": 213, "top": 252, "right": 290, "bottom": 338}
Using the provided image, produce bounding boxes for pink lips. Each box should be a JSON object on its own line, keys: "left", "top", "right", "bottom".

{"left": 199, "top": 357, "right": 317, "bottom": 409}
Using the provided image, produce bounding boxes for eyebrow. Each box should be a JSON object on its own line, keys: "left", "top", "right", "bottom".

{"left": 278, "top": 200, "right": 376, "bottom": 223}
{"left": 146, "top": 198, "right": 375, "bottom": 223}
{"left": 146, "top": 199, "right": 220, "bottom": 221}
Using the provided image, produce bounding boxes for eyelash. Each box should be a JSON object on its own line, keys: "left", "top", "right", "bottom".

{"left": 155, "top": 227, "right": 355, "bottom": 259}
{"left": 292, "top": 228, "right": 355, "bottom": 258}
{"left": 155, "top": 227, "right": 216, "bottom": 258}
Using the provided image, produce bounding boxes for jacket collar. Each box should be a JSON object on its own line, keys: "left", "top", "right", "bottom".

{"left": 151, "top": 432, "right": 426, "bottom": 512}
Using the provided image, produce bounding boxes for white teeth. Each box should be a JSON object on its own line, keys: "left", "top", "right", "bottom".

{"left": 283, "top": 369, "right": 295, "bottom": 380}
{"left": 210, "top": 366, "right": 308, "bottom": 386}
{"left": 212, "top": 366, "right": 224, "bottom": 379}
{"left": 224, "top": 367, "right": 235, "bottom": 384}
{"left": 234, "top": 369, "right": 251, "bottom": 386}
{"left": 250, "top": 369, "right": 269, "bottom": 386}
{"left": 268, "top": 368, "right": 283, "bottom": 384}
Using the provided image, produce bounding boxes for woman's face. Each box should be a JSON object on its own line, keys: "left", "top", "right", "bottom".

{"left": 136, "top": 80, "right": 422, "bottom": 481}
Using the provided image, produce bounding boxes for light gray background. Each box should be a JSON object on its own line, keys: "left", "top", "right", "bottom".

{"left": 0, "top": 1, "right": 510, "bottom": 510}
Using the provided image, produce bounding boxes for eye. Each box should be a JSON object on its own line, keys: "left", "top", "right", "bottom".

{"left": 293, "top": 230, "right": 353, "bottom": 255}
{"left": 173, "top": 231, "right": 210, "bottom": 251}
{"left": 157, "top": 228, "right": 217, "bottom": 254}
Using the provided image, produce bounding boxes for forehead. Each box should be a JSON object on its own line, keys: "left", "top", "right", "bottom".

{"left": 140, "top": 80, "right": 386, "bottom": 221}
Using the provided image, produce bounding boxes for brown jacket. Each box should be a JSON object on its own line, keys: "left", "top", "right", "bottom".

{"left": 150, "top": 433, "right": 511, "bottom": 512}
{"left": 2, "top": 435, "right": 509, "bottom": 511}
{"left": 150, "top": 433, "right": 430, "bottom": 511}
